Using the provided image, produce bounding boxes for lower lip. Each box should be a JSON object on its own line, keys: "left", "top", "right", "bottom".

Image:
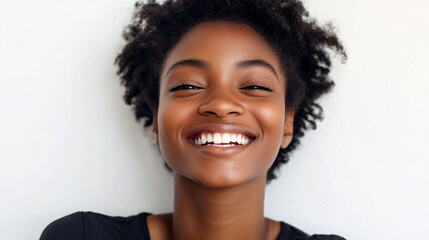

{"left": 188, "top": 141, "right": 252, "bottom": 157}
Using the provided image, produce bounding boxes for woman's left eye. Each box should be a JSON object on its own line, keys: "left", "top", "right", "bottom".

{"left": 169, "top": 84, "right": 203, "bottom": 92}
{"left": 240, "top": 85, "right": 273, "bottom": 92}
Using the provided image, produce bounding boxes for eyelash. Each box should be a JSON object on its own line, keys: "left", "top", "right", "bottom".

{"left": 240, "top": 85, "right": 273, "bottom": 92}
{"left": 169, "top": 84, "right": 273, "bottom": 92}
{"left": 169, "top": 84, "right": 203, "bottom": 92}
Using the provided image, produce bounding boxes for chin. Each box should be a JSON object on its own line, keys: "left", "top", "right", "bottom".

{"left": 188, "top": 170, "right": 264, "bottom": 189}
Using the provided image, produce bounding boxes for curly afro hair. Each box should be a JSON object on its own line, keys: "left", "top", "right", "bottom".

{"left": 115, "top": 0, "right": 346, "bottom": 183}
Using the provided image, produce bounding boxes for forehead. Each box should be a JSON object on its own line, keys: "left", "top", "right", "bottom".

{"left": 160, "top": 21, "right": 284, "bottom": 79}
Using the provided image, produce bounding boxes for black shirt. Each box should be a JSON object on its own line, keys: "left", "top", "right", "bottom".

{"left": 40, "top": 212, "right": 345, "bottom": 240}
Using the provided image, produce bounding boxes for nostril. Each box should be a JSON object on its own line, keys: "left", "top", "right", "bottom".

{"left": 198, "top": 101, "right": 245, "bottom": 117}
{"left": 200, "top": 109, "right": 241, "bottom": 118}
{"left": 205, "top": 111, "right": 217, "bottom": 115}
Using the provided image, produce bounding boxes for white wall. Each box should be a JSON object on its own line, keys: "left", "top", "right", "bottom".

{"left": 1, "top": 0, "right": 428, "bottom": 239}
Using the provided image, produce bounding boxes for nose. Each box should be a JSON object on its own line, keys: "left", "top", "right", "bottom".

{"left": 198, "top": 91, "right": 245, "bottom": 118}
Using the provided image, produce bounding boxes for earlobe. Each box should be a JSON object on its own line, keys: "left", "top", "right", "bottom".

{"left": 280, "top": 111, "right": 294, "bottom": 149}
{"left": 152, "top": 112, "right": 159, "bottom": 145}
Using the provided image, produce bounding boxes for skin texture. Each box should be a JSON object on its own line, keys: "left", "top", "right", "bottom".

{"left": 149, "top": 21, "right": 294, "bottom": 240}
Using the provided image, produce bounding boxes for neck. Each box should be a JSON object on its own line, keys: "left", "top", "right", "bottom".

{"left": 171, "top": 174, "right": 268, "bottom": 240}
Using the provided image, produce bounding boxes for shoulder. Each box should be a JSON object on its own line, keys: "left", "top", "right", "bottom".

{"left": 40, "top": 211, "right": 151, "bottom": 240}
{"left": 146, "top": 213, "right": 173, "bottom": 240}
{"left": 40, "top": 212, "right": 85, "bottom": 240}
{"left": 278, "top": 221, "right": 346, "bottom": 240}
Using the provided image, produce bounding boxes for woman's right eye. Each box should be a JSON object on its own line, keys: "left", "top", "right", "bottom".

{"left": 169, "top": 84, "right": 203, "bottom": 92}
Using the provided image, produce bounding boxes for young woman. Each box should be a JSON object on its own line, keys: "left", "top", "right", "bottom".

{"left": 41, "top": 0, "right": 346, "bottom": 239}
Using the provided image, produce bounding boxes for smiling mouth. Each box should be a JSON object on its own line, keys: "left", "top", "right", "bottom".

{"left": 192, "top": 132, "right": 253, "bottom": 147}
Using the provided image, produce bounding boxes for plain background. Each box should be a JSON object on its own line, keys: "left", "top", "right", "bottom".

{"left": 1, "top": 0, "right": 428, "bottom": 239}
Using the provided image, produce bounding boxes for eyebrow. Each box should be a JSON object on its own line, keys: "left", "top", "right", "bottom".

{"left": 164, "top": 59, "right": 278, "bottom": 80}
{"left": 234, "top": 59, "right": 278, "bottom": 80}
{"left": 164, "top": 59, "right": 209, "bottom": 79}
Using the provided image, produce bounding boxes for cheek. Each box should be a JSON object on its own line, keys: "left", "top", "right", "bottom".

{"left": 262, "top": 108, "right": 285, "bottom": 152}
{"left": 157, "top": 98, "right": 195, "bottom": 168}
{"left": 252, "top": 97, "right": 285, "bottom": 140}
{"left": 248, "top": 99, "right": 285, "bottom": 168}
{"left": 158, "top": 97, "right": 194, "bottom": 133}
{"left": 260, "top": 105, "right": 285, "bottom": 136}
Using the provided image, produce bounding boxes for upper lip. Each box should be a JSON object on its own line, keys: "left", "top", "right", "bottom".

{"left": 187, "top": 123, "right": 257, "bottom": 141}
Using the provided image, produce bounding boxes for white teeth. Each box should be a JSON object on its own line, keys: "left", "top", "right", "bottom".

{"left": 231, "top": 134, "right": 237, "bottom": 143}
{"left": 193, "top": 132, "right": 252, "bottom": 146}
{"left": 221, "top": 133, "right": 230, "bottom": 143}
{"left": 213, "top": 133, "right": 222, "bottom": 144}
{"left": 207, "top": 134, "right": 213, "bottom": 143}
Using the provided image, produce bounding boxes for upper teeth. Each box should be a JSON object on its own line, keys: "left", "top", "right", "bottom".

{"left": 193, "top": 133, "right": 251, "bottom": 146}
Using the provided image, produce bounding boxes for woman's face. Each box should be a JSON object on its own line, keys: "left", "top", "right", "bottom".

{"left": 154, "top": 21, "right": 294, "bottom": 188}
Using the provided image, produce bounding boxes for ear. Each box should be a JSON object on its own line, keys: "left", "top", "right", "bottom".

{"left": 280, "top": 110, "right": 294, "bottom": 149}
{"left": 152, "top": 111, "right": 159, "bottom": 145}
